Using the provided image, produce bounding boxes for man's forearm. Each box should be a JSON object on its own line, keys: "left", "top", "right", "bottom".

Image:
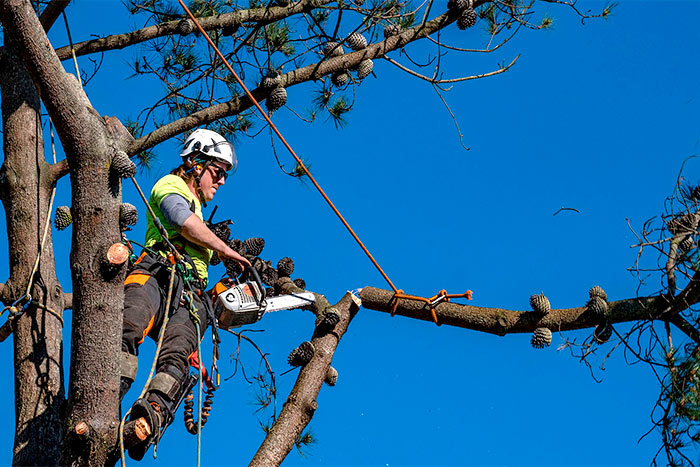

{"left": 180, "top": 214, "right": 230, "bottom": 255}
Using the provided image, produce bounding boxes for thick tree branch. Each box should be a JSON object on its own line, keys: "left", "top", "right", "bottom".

{"left": 53, "top": 0, "right": 332, "bottom": 61}
{"left": 250, "top": 278, "right": 361, "bottom": 467}
{"left": 38, "top": 0, "right": 70, "bottom": 32}
{"left": 360, "top": 287, "right": 673, "bottom": 336}
{"left": 668, "top": 314, "right": 700, "bottom": 344}
{"left": 129, "top": 6, "right": 466, "bottom": 155}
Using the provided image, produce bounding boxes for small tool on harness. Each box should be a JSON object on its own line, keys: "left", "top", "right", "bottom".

{"left": 213, "top": 266, "right": 316, "bottom": 329}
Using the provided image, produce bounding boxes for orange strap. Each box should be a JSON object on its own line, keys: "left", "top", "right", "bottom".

{"left": 124, "top": 273, "right": 150, "bottom": 286}
{"left": 390, "top": 289, "right": 473, "bottom": 326}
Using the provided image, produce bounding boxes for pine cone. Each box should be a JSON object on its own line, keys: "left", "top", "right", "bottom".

{"left": 293, "top": 278, "right": 306, "bottom": 290}
{"left": 229, "top": 238, "right": 245, "bottom": 255}
{"left": 111, "top": 151, "right": 136, "bottom": 179}
{"left": 222, "top": 24, "right": 238, "bottom": 36}
{"left": 356, "top": 59, "right": 373, "bottom": 79}
{"left": 457, "top": 8, "right": 477, "bottom": 29}
{"left": 331, "top": 71, "right": 350, "bottom": 88}
{"left": 261, "top": 266, "right": 279, "bottom": 286}
{"left": 54, "top": 206, "right": 72, "bottom": 231}
{"left": 383, "top": 23, "right": 401, "bottom": 38}
{"left": 177, "top": 19, "right": 194, "bottom": 36}
{"left": 210, "top": 221, "right": 231, "bottom": 242}
{"left": 531, "top": 327, "right": 552, "bottom": 349}
{"left": 260, "top": 71, "right": 281, "bottom": 89}
{"left": 529, "top": 293, "right": 550, "bottom": 315}
{"left": 266, "top": 87, "right": 287, "bottom": 112}
{"left": 288, "top": 341, "right": 315, "bottom": 367}
{"left": 589, "top": 285, "right": 607, "bottom": 301}
{"left": 210, "top": 255, "right": 221, "bottom": 266}
{"left": 266, "top": 287, "right": 276, "bottom": 297}
{"left": 324, "top": 366, "right": 338, "bottom": 386}
{"left": 346, "top": 32, "right": 367, "bottom": 51}
{"left": 594, "top": 322, "right": 613, "bottom": 344}
{"left": 277, "top": 257, "right": 295, "bottom": 277}
{"left": 680, "top": 237, "right": 695, "bottom": 252}
{"left": 244, "top": 237, "right": 265, "bottom": 256}
{"left": 692, "top": 186, "right": 700, "bottom": 201}
{"left": 448, "top": 0, "right": 469, "bottom": 10}
{"left": 119, "top": 203, "right": 139, "bottom": 231}
{"left": 323, "top": 41, "right": 344, "bottom": 57}
{"left": 667, "top": 212, "right": 700, "bottom": 235}
{"left": 224, "top": 259, "right": 242, "bottom": 278}
{"left": 317, "top": 306, "right": 340, "bottom": 332}
{"left": 586, "top": 296, "right": 608, "bottom": 318}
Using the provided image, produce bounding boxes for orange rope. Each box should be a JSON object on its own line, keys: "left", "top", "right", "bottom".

{"left": 175, "top": 5, "right": 474, "bottom": 320}
{"left": 176, "top": 1, "right": 398, "bottom": 292}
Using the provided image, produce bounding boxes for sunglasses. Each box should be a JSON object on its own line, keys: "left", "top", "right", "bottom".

{"left": 208, "top": 165, "right": 229, "bottom": 181}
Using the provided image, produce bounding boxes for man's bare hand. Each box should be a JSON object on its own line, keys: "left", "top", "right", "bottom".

{"left": 220, "top": 248, "right": 251, "bottom": 269}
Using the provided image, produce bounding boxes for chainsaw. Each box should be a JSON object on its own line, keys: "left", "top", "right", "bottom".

{"left": 213, "top": 266, "right": 315, "bottom": 330}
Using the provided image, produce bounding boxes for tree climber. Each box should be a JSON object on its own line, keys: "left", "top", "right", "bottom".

{"left": 119, "top": 128, "right": 251, "bottom": 460}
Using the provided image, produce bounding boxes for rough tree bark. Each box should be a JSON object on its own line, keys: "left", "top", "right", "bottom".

{"left": 251, "top": 278, "right": 361, "bottom": 467}
{"left": 0, "top": 0, "right": 132, "bottom": 463}
{"left": 0, "top": 37, "right": 65, "bottom": 466}
{"left": 359, "top": 286, "right": 698, "bottom": 338}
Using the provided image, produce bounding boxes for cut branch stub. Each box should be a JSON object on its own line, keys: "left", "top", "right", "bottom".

{"left": 106, "top": 243, "right": 130, "bottom": 266}
{"left": 531, "top": 327, "right": 552, "bottom": 349}
{"left": 288, "top": 341, "right": 315, "bottom": 367}
{"left": 54, "top": 205, "right": 72, "bottom": 230}
{"left": 529, "top": 293, "right": 551, "bottom": 315}
{"left": 324, "top": 366, "right": 338, "bottom": 387}
{"left": 111, "top": 150, "right": 136, "bottom": 179}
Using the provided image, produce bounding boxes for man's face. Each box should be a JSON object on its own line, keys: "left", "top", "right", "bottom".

{"left": 198, "top": 161, "right": 228, "bottom": 202}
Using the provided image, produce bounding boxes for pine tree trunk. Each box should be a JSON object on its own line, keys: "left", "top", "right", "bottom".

{"left": 0, "top": 37, "right": 65, "bottom": 466}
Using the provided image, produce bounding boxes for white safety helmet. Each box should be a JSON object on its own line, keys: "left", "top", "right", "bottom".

{"left": 180, "top": 128, "right": 237, "bottom": 173}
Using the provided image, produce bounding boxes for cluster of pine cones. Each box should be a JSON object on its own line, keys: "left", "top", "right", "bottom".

{"left": 323, "top": 32, "right": 374, "bottom": 89}
{"left": 208, "top": 220, "right": 306, "bottom": 296}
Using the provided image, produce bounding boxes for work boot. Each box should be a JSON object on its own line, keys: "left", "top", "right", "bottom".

{"left": 126, "top": 395, "right": 166, "bottom": 460}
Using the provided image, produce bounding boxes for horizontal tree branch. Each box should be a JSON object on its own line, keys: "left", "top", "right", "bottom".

{"left": 250, "top": 278, "right": 361, "bottom": 467}
{"left": 53, "top": 0, "right": 332, "bottom": 61}
{"left": 359, "top": 286, "right": 668, "bottom": 336}
{"left": 129, "top": 6, "right": 467, "bottom": 154}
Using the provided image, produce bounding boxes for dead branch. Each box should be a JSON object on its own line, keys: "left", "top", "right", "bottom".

{"left": 384, "top": 54, "right": 519, "bottom": 84}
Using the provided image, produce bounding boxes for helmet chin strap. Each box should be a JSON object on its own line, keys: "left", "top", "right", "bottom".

{"left": 186, "top": 156, "right": 212, "bottom": 208}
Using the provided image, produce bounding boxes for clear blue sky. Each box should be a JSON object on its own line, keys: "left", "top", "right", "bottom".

{"left": 1, "top": 1, "right": 699, "bottom": 465}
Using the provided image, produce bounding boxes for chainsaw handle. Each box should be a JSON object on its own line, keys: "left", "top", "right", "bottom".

{"left": 246, "top": 266, "right": 266, "bottom": 303}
